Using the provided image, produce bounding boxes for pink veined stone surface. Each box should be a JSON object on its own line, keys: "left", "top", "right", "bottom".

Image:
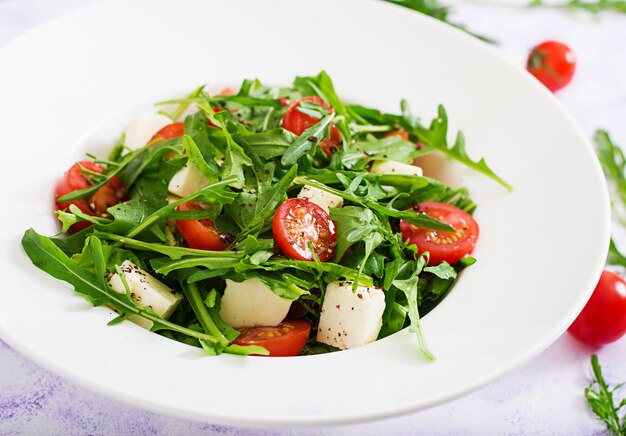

{"left": 1, "top": 0, "right": 626, "bottom": 434}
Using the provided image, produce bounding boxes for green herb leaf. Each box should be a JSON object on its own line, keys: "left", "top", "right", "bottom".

{"left": 281, "top": 113, "right": 335, "bottom": 166}
{"left": 596, "top": 129, "right": 626, "bottom": 225}
{"left": 21, "top": 228, "right": 231, "bottom": 350}
{"left": 585, "top": 355, "right": 626, "bottom": 435}
{"left": 530, "top": 0, "right": 626, "bottom": 14}
{"left": 392, "top": 254, "right": 435, "bottom": 360}
{"left": 382, "top": 0, "right": 495, "bottom": 42}
{"left": 414, "top": 104, "right": 512, "bottom": 191}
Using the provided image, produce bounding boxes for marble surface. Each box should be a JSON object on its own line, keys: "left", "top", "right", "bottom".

{"left": 2, "top": 0, "right": 626, "bottom": 434}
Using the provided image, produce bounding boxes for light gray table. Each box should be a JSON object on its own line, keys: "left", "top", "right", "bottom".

{"left": 2, "top": 1, "right": 625, "bottom": 434}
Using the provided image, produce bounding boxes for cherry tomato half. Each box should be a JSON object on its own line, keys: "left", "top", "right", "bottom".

{"left": 54, "top": 161, "right": 127, "bottom": 232}
{"left": 175, "top": 201, "right": 230, "bottom": 251}
{"left": 233, "top": 320, "right": 311, "bottom": 357}
{"left": 272, "top": 198, "right": 336, "bottom": 262}
{"left": 527, "top": 40, "right": 576, "bottom": 92}
{"left": 568, "top": 270, "right": 626, "bottom": 347}
{"left": 399, "top": 201, "right": 479, "bottom": 266}
{"left": 149, "top": 121, "right": 185, "bottom": 144}
{"left": 384, "top": 130, "right": 410, "bottom": 141}
{"left": 281, "top": 96, "right": 341, "bottom": 158}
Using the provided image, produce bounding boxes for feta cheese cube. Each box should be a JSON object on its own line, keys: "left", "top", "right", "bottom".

{"left": 124, "top": 112, "right": 173, "bottom": 150}
{"left": 167, "top": 162, "right": 210, "bottom": 198}
{"left": 297, "top": 185, "right": 343, "bottom": 214}
{"left": 220, "top": 279, "right": 291, "bottom": 328}
{"left": 108, "top": 260, "right": 183, "bottom": 326}
{"left": 317, "top": 281, "right": 385, "bottom": 349}
{"left": 370, "top": 160, "right": 423, "bottom": 177}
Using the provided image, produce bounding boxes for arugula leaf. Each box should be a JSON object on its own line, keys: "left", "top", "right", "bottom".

{"left": 234, "top": 165, "right": 298, "bottom": 239}
{"left": 20, "top": 229, "right": 231, "bottom": 349}
{"left": 56, "top": 146, "right": 146, "bottom": 202}
{"left": 56, "top": 204, "right": 110, "bottom": 233}
{"left": 175, "top": 271, "right": 234, "bottom": 354}
{"left": 414, "top": 104, "right": 512, "bottom": 191}
{"left": 149, "top": 256, "right": 242, "bottom": 276}
{"left": 608, "top": 239, "right": 626, "bottom": 268}
{"left": 234, "top": 127, "right": 296, "bottom": 160}
{"left": 158, "top": 85, "right": 204, "bottom": 121}
{"left": 196, "top": 93, "right": 252, "bottom": 188}
{"left": 225, "top": 271, "right": 308, "bottom": 301}
{"left": 124, "top": 176, "right": 237, "bottom": 238}
{"left": 382, "top": 0, "right": 495, "bottom": 43}
{"left": 596, "top": 129, "right": 626, "bottom": 225}
{"left": 294, "top": 71, "right": 348, "bottom": 117}
{"left": 280, "top": 113, "right": 335, "bottom": 166}
{"left": 94, "top": 231, "right": 244, "bottom": 260}
{"left": 392, "top": 254, "right": 435, "bottom": 360}
{"left": 181, "top": 134, "right": 219, "bottom": 182}
{"left": 585, "top": 355, "right": 626, "bottom": 435}
{"left": 530, "top": 0, "right": 626, "bottom": 14}
{"left": 331, "top": 206, "right": 385, "bottom": 289}
{"left": 343, "top": 135, "right": 420, "bottom": 170}
{"left": 293, "top": 71, "right": 351, "bottom": 146}
{"left": 424, "top": 262, "right": 457, "bottom": 280}
{"left": 295, "top": 177, "right": 454, "bottom": 231}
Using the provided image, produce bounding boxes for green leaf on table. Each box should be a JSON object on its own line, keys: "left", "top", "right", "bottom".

{"left": 585, "top": 354, "right": 626, "bottom": 435}
{"left": 530, "top": 0, "right": 626, "bottom": 14}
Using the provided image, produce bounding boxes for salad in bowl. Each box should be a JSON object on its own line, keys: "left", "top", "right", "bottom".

{"left": 22, "top": 71, "right": 507, "bottom": 358}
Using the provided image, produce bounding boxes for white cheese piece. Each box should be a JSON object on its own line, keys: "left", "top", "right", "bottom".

{"left": 297, "top": 185, "right": 343, "bottom": 215}
{"left": 124, "top": 112, "right": 173, "bottom": 150}
{"left": 108, "top": 260, "right": 183, "bottom": 327}
{"left": 167, "top": 162, "right": 210, "bottom": 198}
{"left": 220, "top": 279, "right": 291, "bottom": 328}
{"left": 370, "top": 160, "right": 423, "bottom": 177}
{"left": 316, "top": 281, "right": 385, "bottom": 349}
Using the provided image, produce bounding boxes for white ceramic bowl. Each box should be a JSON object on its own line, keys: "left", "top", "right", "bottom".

{"left": 0, "top": 0, "right": 610, "bottom": 427}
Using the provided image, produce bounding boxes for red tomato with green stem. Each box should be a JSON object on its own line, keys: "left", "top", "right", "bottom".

{"left": 175, "top": 201, "right": 231, "bottom": 251}
{"left": 272, "top": 198, "right": 336, "bottom": 262}
{"left": 233, "top": 320, "right": 311, "bottom": 357}
{"left": 399, "top": 201, "right": 479, "bottom": 266}
{"left": 527, "top": 40, "right": 576, "bottom": 92}
{"left": 54, "top": 161, "right": 127, "bottom": 232}
{"left": 281, "top": 96, "right": 341, "bottom": 158}
{"left": 568, "top": 270, "right": 626, "bottom": 347}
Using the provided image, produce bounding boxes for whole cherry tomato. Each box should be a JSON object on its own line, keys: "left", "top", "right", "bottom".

{"left": 527, "top": 40, "right": 576, "bottom": 92}
{"left": 568, "top": 270, "right": 626, "bottom": 347}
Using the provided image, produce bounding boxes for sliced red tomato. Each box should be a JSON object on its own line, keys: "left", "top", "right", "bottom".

{"left": 527, "top": 40, "right": 576, "bottom": 92}
{"left": 149, "top": 122, "right": 185, "bottom": 144}
{"left": 568, "top": 270, "right": 626, "bottom": 347}
{"left": 282, "top": 96, "right": 341, "bottom": 158}
{"left": 54, "top": 161, "right": 127, "bottom": 232}
{"left": 384, "top": 130, "right": 410, "bottom": 141}
{"left": 279, "top": 96, "right": 290, "bottom": 107}
{"left": 319, "top": 125, "right": 341, "bottom": 158}
{"left": 399, "top": 201, "right": 479, "bottom": 266}
{"left": 175, "top": 201, "right": 230, "bottom": 251}
{"left": 233, "top": 320, "right": 311, "bottom": 357}
{"left": 272, "top": 198, "right": 336, "bottom": 261}
{"left": 219, "top": 87, "right": 235, "bottom": 96}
